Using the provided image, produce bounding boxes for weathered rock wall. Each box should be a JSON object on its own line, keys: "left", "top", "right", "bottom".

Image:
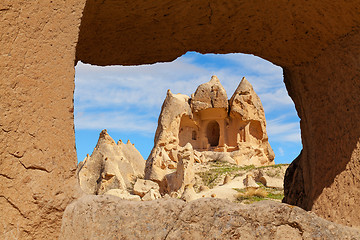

{"left": 0, "top": 0, "right": 86, "bottom": 239}
{"left": 75, "top": 0, "right": 360, "bottom": 226}
{"left": 145, "top": 76, "right": 275, "bottom": 195}
{"left": 77, "top": 129, "right": 145, "bottom": 195}
{"left": 76, "top": 0, "right": 360, "bottom": 68}
{"left": 2, "top": 0, "right": 360, "bottom": 238}
{"left": 59, "top": 195, "right": 360, "bottom": 240}
{"left": 282, "top": 32, "right": 360, "bottom": 226}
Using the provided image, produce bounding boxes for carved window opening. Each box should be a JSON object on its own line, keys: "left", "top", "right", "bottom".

{"left": 74, "top": 51, "right": 301, "bottom": 164}
{"left": 192, "top": 131, "right": 197, "bottom": 140}
{"left": 238, "top": 127, "right": 246, "bottom": 142}
{"left": 206, "top": 120, "right": 220, "bottom": 147}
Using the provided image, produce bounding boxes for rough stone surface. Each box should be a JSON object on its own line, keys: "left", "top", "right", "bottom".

{"left": 0, "top": 1, "right": 86, "bottom": 239}
{"left": 260, "top": 175, "right": 284, "bottom": 189}
{"left": 192, "top": 75, "right": 228, "bottom": 112}
{"left": 253, "top": 167, "right": 287, "bottom": 189}
{"left": 244, "top": 174, "right": 259, "bottom": 189}
{"left": 281, "top": 37, "right": 360, "bottom": 225}
{"left": 59, "top": 195, "right": 360, "bottom": 240}
{"left": 223, "top": 175, "right": 231, "bottom": 185}
{"left": 104, "top": 189, "right": 141, "bottom": 201}
{"left": 164, "top": 143, "right": 196, "bottom": 195}
{"left": 3, "top": 0, "right": 360, "bottom": 237}
{"left": 181, "top": 185, "right": 198, "bottom": 202}
{"left": 146, "top": 76, "right": 274, "bottom": 195}
{"left": 77, "top": 130, "right": 145, "bottom": 195}
{"left": 141, "top": 189, "right": 161, "bottom": 201}
{"left": 133, "top": 179, "right": 160, "bottom": 198}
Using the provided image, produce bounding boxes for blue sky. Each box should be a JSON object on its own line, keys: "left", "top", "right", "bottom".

{"left": 74, "top": 52, "right": 302, "bottom": 164}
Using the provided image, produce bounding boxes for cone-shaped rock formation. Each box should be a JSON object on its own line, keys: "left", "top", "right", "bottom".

{"left": 77, "top": 129, "right": 145, "bottom": 195}
{"left": 145, "top": 76, "right": 274, "bottom": 194}
{"left": 192, "top": 75, "right": 228, "bottom": 111}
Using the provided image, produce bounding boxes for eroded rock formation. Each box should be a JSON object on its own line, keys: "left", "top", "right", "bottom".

{"left": 145, "top": 76, "right": 274, "bottom": 194}
{"left": 2, "top": 0, "right": 360, "bottom": 238}
{"left": 77, "top": 129, "right": 145, "bottom": 195}
{"left": 59, "top": 195, "right": 360, "bottom": 240}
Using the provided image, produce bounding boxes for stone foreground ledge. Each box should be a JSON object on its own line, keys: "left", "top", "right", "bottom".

{"left": 60, "top": 195, "right": 360, "bottom": 240}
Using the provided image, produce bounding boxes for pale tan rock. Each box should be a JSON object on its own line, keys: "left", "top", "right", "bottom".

{"left": 273, "top": 225, "right": 302, "bottom": 240}
{"left": 96, "top": 157, "right": 127, "bottom": 195}
{"left": 60, "top": 196, "right": 360, "bottom": 239}
{"left": 146, "top": 76, "right": 274, "bottom": 195}
{"left": 229, "top": 77, "right": 275, "bottom": 163}
{"left": 230, "top": 144, "right": 270, "bottom": 166}
{"left": 165, "top": 143, "right": 195, "bottom": 194}
{"left": 133, "top": 179, "right": 160, "bottom": 198}
{"left": 229, "top": 77, "right": 264, "bottom": 120}
{"left": 244, "top": 174, "right": 259, "bottom": 188}
{"left": 145, "top": 90, "right": 192, "bottom": 183}
{"left": 195, "top": 176, "right": 245, "bottom": 201}
{"left": 223, "top": 175, "right": 232, "bottom": 185}
{"left": 191, "top": 75, "right": 228, "bottom": 112}
{"left": 254, "top": 166, "right": 287, "bottom": 189}
{"left": 3, "top": 1, "right": 360, "bottom": 237}
{"left": 163, "top": 194, "right": 171, "bottom": 199}
{"left": 202, "top": 152, "right": 237, "bottom": 165}
{"left": 193, "top": 150, "right": 203, "bottom": 163}
{"left": 77, "top": 129, "right": 145, "bottom": 195}
{"left": 199, "top": 185, "right": 210, "bottom": 192}
{"left": 181, "top": 185, "right": 198, "bottom": 202}
{"left": 142, "top": 189, "right": 161, "bottom": 201}
{"left": 119, "top": 139, "right": 147, "bottom": 177}
{"left": 104, "top": 189, "right": 141, "bottom": 201}
{"left": 170, "top": 192, "right": 180, "bottom": 199}
{"left": 260, "top": 176, "right": 284, "bottom": 189}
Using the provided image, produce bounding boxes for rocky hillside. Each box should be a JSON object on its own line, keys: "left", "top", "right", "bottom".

{"left": 60, "top": 196, "right": 360, "bottom": 239}
{"left": 192, "top": 160, "right": 288, "bottom": 204}
{"left": 77, "top": 129, "right": 288, "bottom": 204}
{"left": 145, "top": 76, "right": 275, "bottom": 195}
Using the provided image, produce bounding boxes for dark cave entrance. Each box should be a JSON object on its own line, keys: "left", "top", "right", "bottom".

{"left": 206, "top": 120, "right": 220, "bottom": 147}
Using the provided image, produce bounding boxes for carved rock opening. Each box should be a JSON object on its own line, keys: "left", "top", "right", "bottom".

{"left": 206, "top": 120, "right": 220, "bottom": 147}
{"left": 74, "top": 0, "right": 360, "bottom": 227}
{"left": 2, "top": 1, "right": 360, "bottom": 238}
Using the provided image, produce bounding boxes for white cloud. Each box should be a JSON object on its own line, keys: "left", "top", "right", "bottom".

{"left": 221, "top": 53, "right": 282, "bottom": 75}
{"left": 259, "top": 88, "right": 294, "bottom": 112}
{"left": 74, "top": 52, "right": 300, "bottom": 149}
{"left": 74, "top": 52, "right": 287, "bottom": 112}
{"left": 278, "top": 147, "right": 285, "bottom": 157}
{"left": 74, "top": 59, "right": 210, "bottom": 112}
{"left": 266, "top": 116, "right": 301, "bottom": 143}
{"left": 282, "top": 133, "right": 302, "bottom": 143}
{"left": 75, "top": 110, "right": 157, "bottom": 133}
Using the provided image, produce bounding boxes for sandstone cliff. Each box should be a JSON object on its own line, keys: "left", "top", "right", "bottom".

{"left": 3, "top": 1, "right": 360, "bottom": 237}
{"left": 60, "top": 195, "right": 360, "bottom": 240}
{"left": 145, "top": 76, "right": 274, "bottom": 195}
{"left": 77, "top": 129, "right": 145, "bottom": 195}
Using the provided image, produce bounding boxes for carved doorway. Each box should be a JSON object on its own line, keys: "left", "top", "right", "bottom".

{"left": 206, "top": 120, "right": 220, "bottom": 147}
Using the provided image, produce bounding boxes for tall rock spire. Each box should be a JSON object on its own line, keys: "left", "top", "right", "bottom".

{"left": 229, "top": 77, "right": 265, "bottom": 121}
{"left": 191, "top": 75, "right": 228, "bottom": 112}
{"left": 145, "top": 75, "right": 275, "bottom": 195}
{"left": 77, "top": 130, "right": 145, "bottom": 195}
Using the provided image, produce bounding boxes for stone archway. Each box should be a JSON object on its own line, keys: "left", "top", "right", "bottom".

{"left": 74, "top": 0, "right": 360, "bottom": 228}
{"left": 206, "top": 121, "right": 220, "bottom": 147}
{"left": 2, "top": 1, "right": 360, "bottom": 239}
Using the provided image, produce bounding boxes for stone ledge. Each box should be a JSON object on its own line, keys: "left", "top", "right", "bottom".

{"left": 60, "top": 195, "right": 360, "bottom": 240}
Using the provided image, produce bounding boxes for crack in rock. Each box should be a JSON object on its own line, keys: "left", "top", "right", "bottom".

{"left": 163, "top": 203, "right": 186, "bottom": 240}
{"left": 19, "top": 160, "right": 50, "bottom": 173}
{"left": 0, "top": 195, "right": 26, "bottom": 219}
{"left": 9, "top": 151, "right": 24, "bottom": 158}
{"left": 0, "top": 173, "right": 13, "bottom": 179}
